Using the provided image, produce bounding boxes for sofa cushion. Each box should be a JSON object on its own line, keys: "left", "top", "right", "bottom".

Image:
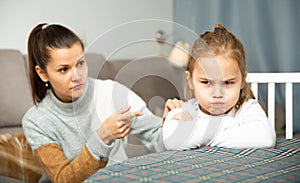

{"left": 0, "top": 50, "right": 33, "bottom": 134}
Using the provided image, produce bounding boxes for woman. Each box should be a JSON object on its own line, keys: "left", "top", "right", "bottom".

{"left": 22, "top": 23, "right": 165, "bottom": 183}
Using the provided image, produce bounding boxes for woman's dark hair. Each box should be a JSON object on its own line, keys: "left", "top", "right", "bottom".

{"left": 185, "top": 24, "right": 255, "bottom": 110}
{"left": 27, "top": 23, "right": 84, "bottom": 105}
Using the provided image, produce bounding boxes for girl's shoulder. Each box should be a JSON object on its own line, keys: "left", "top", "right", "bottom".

{"left": 235, "top": 99, "right": 266, "bottom": 116}
{"left": 240, "top": 99, "right": 261, "bottom": 109}
{"left": 183, "top": 98, "right": 199, "bottom": 112}
{"left": 174, "top": 98, "right": 199, "bottom": 118}
{"left": 186, "top": 98, "right": 198, "bottom": 106}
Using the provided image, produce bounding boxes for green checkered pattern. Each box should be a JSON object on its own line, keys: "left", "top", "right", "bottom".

{"left": 86, "top": 138, "right": 300, "bottom": 182}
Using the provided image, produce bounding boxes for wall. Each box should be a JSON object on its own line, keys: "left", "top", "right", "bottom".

{"left": 0, "top": 0, "right": 173, "bottom": 59}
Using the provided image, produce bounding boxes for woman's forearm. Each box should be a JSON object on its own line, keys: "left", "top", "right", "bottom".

{"left": 34, "top": 144, "right": 107, "bottom": 183}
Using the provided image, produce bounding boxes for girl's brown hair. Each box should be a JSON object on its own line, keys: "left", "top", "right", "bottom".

{"left": 185, "top": 24, "right": 255, "bottom": 110}
{"left": 27, "top": 23, "right": 84, "bottom": 105}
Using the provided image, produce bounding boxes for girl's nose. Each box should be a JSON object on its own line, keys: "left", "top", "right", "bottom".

{"left": 212, "top": 84, "right": 224, "bottom": 98}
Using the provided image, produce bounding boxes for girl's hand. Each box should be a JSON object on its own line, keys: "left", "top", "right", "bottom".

{"left": 162, "top": 98, "right": 183, "bottom": 125}
{"left": 172, "top": 111, "right": 193, "bottom": 121}
{"left": 97, "top": 106, "right": 142, "bottom": 145}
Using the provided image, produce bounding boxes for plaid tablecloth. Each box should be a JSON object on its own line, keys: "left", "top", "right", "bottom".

{"left": 86, "top": 138, "right": 300, "bottom": 182}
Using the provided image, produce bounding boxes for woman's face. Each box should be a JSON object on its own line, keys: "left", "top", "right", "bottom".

{"left": 36, "top": 42, "right": 88, "bottom": 103}
{"left": 186, "top": 55, "right": 244, "bottom": 115}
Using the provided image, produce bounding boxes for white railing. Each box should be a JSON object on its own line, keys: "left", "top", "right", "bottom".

{"left": 246, "top": 73, "right": 300, "bottom": 139}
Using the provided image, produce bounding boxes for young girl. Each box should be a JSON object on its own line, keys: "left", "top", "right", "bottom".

{"left": 22, "top": 23, "right": 165, "bottom": 183}
{"left": 162, "top": 24, "right": 276, "bottom": 150}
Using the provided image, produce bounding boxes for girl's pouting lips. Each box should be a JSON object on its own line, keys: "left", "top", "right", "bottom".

{"left": 211, "top": 102, "right": 225, "bottom": 107}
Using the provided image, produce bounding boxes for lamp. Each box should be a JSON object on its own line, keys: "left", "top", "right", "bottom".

{"left": 168, "top": 41, "right": 190, "bottom": 68}
{"left": 155, "top": 30, "right": 190, "bottom": 67}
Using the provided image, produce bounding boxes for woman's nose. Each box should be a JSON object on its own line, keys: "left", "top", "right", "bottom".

{"left": 71, "top": 68, "right": 79, "bottom": 80}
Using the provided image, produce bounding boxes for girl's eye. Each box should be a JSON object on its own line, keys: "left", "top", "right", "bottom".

{"left": 201, "top": 81, "right": 211, "bottom": 85}
{"left": 224, "top": 81, "right": 234, "bottom": 85}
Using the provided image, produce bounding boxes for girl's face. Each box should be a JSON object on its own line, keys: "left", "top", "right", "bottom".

{"left": 186, "top": 55, "right": 245, "bottom": 115}
{"left": 36, "top": 42, "right": 88, "bottom": 103}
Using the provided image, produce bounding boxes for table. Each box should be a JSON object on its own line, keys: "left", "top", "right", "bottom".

{"left": 86, "top": 138, "right": 300, "bottom": 182}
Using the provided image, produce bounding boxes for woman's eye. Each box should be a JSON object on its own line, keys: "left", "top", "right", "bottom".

{"left": 59, "top": 68, "right": 67, "bottom": 73}
{"left": 77, "top": 60, "right": 85, "bottom": 67}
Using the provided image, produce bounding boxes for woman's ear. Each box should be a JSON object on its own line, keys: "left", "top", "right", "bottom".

{"left": 186, "top": 71, "right": 194, "bottom": 90}
{"left": 35, "top": 66, "right": 48, "bottom": 82}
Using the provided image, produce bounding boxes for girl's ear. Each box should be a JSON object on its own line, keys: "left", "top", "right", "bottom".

{"left": 241, "top": 71, "right": 247, "bottom": 89}
{"left": 186, "top": 71, "right": 194, "bottom": 90}
{"left": 35, "top": 66, "right": 49, "bottom": 82}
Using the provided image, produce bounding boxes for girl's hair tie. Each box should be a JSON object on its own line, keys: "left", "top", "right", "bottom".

{"left": 214, "top": 23, "right": 223, "bottom": 31}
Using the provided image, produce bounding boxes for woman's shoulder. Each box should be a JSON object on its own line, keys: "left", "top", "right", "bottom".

{"left": 93, "top": 78, "right": 123, "bottom": 87}
{"left": 92, "top": 78, "right": 130, "bottom": 93}
{"left": 23, "top": 105, "right": 38, "bottom": 118}
{"left": 24, "top": 100, "right": 51, "bottom": 116}
{"left": 22, "top": 104, "right": 48, "bottom": 127}
{"left": 22, "top": 94, "right": 58, "bottom": 123}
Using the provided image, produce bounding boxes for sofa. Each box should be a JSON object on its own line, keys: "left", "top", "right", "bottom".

{"left": 0, "top": 49, "right": 186, "bottom": 182}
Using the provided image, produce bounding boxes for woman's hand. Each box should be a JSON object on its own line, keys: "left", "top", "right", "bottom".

{"left": 97, "top": 106, "right": 142, "bottom": 145}
{"left": 162, "top": 98, "right": 183, "bottom": 125}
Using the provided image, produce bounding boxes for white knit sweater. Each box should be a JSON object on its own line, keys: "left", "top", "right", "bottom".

{"left": 163, "top": 98, "right": 276, "bottom": 150}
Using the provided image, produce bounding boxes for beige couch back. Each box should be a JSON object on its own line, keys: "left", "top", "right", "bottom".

{"left": 0, "top": 50, "right": 33, "bottom": 134}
